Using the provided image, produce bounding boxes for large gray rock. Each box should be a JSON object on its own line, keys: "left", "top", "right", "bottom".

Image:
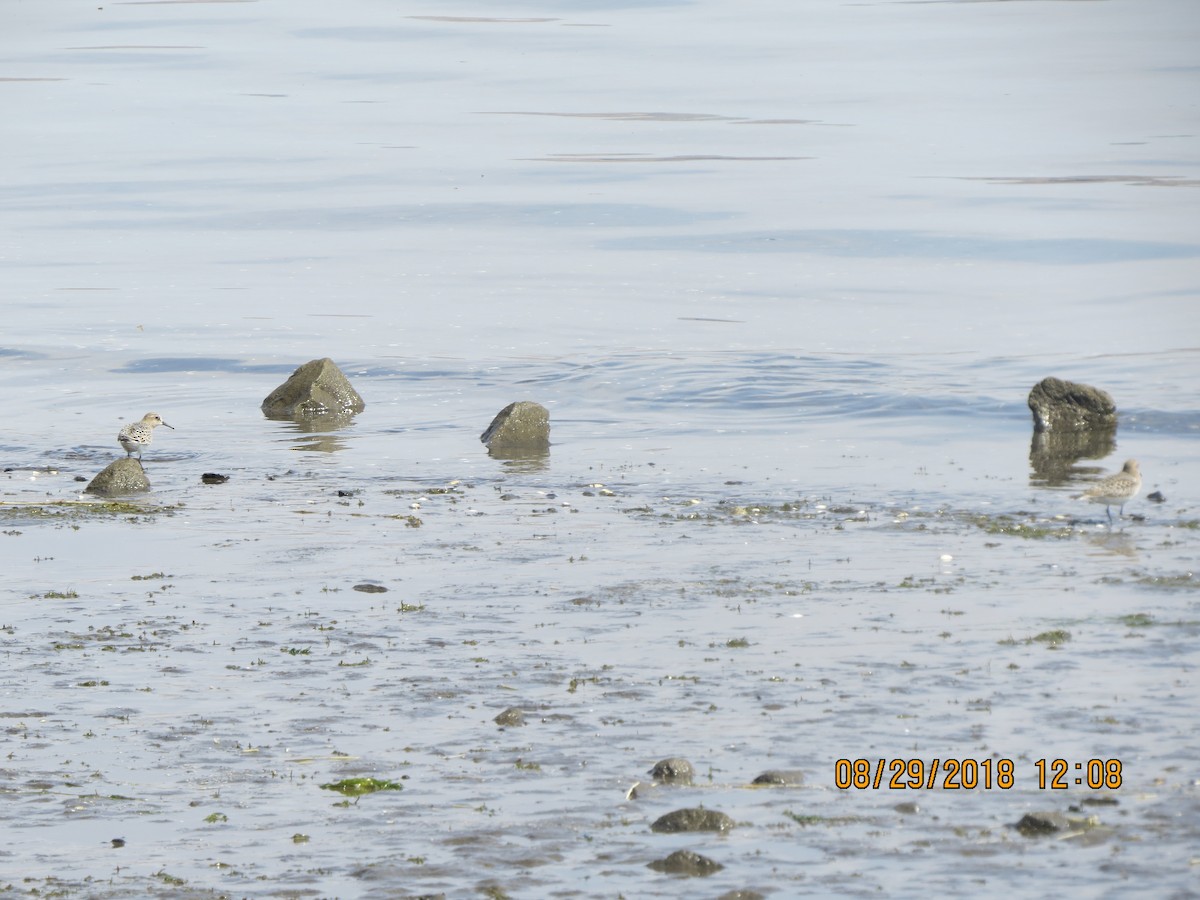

{"left": 85, "top": 458, "right": 151, "bottom": 495}
{"left": 261, "top": 358, "right": 365, "bottom": 420}
{"left": 480, "top": 401, "right": 550, "bottom": 457}
{"left": 649, "top": 758, "right": 695, "bottom": 785}
{"left": 649, "top": 807, "right": 736, "bottom": 834}
{"left": 1027, "top": 377, "right": 1116, "bottom": 433}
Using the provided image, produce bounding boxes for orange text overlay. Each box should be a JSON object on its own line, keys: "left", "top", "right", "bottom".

{"left": 834, "top": 758, "right": 1123, "bottom": 790}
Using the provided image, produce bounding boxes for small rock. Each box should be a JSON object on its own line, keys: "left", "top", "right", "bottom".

{"left": 1147, "top": 490, "right": 1166, "bottom": 503}
{"left": 1027, "top": 377, "right": 1117, "bottom": 433}
{"left": 650, "top": 807, "right": 735, "bottom": 834}
{"left": 751, "top": 769, "right": 804, "bottom": 786}
{"left": 480, "top": 401, "right": 550, "bottom": 457}
{"left": 261, "top": 358, "right": 365, "bottom": 420}
{"left": 646, "top": 849, "right": 724, "bottom": 876}
{"left": 201, "top": 473, "right": 229, "bottom": 484}
{"left": 85, "top": 459, "right": 151, "bottom": 496}
{"left": 352, "top": 583, "right": 388, "bottom": 594}
{"left": 493, "top": 707, "right": 527, "bottom": 727}
{"left": 649, "top": 758, "right": 694, "bottom": 785}
{"left": 1013, "top": 811, "right": 1072, "bottom": 836}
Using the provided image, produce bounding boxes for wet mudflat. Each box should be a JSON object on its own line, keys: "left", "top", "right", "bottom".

{"left": 3, "top": 363, "right": 1199, "bottom": 898}
{"left": 3, "top": 0, "right": 1200, "bottom": 896}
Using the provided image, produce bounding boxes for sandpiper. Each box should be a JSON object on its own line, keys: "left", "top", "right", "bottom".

{"left": 118, "top": 412, "right": 174, "bottom": 460}
{"left": 1078, "top": 458, "right": 1141, "bottom": 523}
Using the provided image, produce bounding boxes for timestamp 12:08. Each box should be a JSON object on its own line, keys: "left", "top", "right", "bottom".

{"left": 1035, "top": 758, "right": 1123, "bottom": 790}
{"left": 833, "top": 757, "right": 1123, "bottom": 790}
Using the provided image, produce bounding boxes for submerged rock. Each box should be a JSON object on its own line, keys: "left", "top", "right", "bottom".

{"left": 1027, "top": 377, "right": 1116, "bottom": 433}
{"left": 85, "top": 458, "right": 151, "bottom": 495}
{"left": 649, "top": 758, "right": 695, "bottom": 785}
{"left": 493, "top": 707, "right": 527, "bottom": 727}
{"left": 646, "top": 849, "right": 724, "bottom": 876}
{"left": 751, "top": 769, "right": 804, "bottom": 786}
{"left": 261, "top": 358, "right": 365, "bottom": 420}
{"left": 1014, "top": 810, "right": 1109, "bottom": 847}
{"left": 480, "top": 401, "right": 550, "bottom": 457}
{"left": 649, "top": 807, "right": 735, "bottom": 834}
{"left": 1012, "top": 810, "right": 1100, "bottom": 837}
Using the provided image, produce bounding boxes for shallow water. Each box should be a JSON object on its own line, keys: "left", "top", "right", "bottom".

{"left": 3, "top": 1, "right": 1200, "bottom": 898}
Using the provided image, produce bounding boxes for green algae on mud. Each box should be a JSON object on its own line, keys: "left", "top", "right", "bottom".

{"left": 639, "top": 497, "right": 849, "bottom": 525}
{"left": 970, "top": 513, "right": 1074, "bottom": 540}
{"left": 613, "top": 494, "right": 1130, "bottom": 541}
{"left": 0, "top": 498, "right": 181, "bottom": 526}
{"left": 784, "top": 811, "right": 867, "bottom": 827}
{"left": 1132, "top": 571, "right": 1197, "bottom": 591}
{"left": 1031, "top": 629, "right": 1071, "bottom": 646}
{"left": 997, "top": 629, "right": 1072, "bottom": 648}
{"left": 1119, "top": 613, "right": 1156, "bottom": 628}
{"left": 1118, "top": 612, "right": 1200, "bottom": 629}
{"left": 319, "top": 777, "right": 405, "bottom": 797}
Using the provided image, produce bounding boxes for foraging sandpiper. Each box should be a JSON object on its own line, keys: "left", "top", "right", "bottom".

{"left": 118, "top": 412, "right": 174, "bottom": 460}
{"left": 1079, "top": 458, "right": 1141, "bottom": 522}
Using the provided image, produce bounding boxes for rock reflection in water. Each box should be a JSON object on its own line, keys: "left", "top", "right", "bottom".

{"left": 276, "top": 416, "right": 356, "bottom": 453}
{"left": 1028, "top": 427, "right": 1117, "bottom": 486}
{"left": 490, "top": 447, "right": 550, "bottom": 473}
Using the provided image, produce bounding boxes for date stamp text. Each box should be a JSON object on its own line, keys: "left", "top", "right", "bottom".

{"left": 834, "top": 758, "right": 1123, "bottom": 790}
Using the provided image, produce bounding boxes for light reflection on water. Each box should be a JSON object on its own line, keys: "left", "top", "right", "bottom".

{"left": 602, "top": 228, "right": 1200, "bottom": 264}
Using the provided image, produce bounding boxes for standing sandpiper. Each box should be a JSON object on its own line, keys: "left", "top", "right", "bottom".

{"left": 1078, "top": 458, "right": 1142, "bottom": 523}
{"left": 118, "top": 412, "right": 174, "bottom": 460}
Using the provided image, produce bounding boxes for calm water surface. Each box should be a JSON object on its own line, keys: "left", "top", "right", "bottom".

{"left": 2, "top": 1, "right": 1199, "bottom": 897}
